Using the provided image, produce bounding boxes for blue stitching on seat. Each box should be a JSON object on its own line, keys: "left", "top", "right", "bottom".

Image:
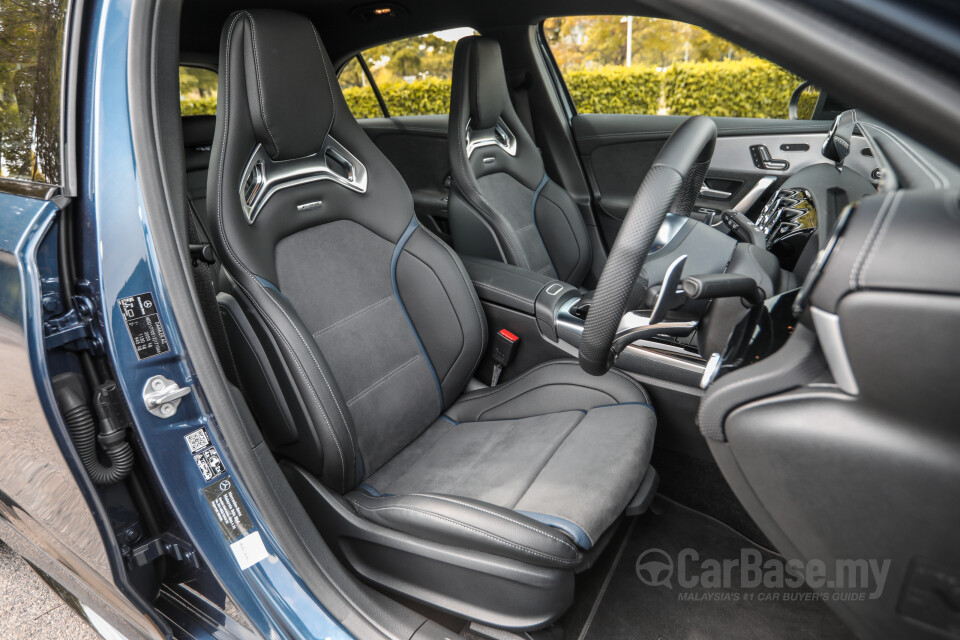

{"left": 357, "top": 483, "right": 382, "bottom": 497}
{"left": 392, "top": 216, "right": 444, "bottom": 408}
{"left": 255, "top": 275, "right": 286, "bottom": 299}
{"left": 591, "top": 401, "right": 656, "bottom": 415}
{"left": 439, "top": 415, "right": 459, "bottom": 425}
{"left": 531, "top": 174, "right": 558, "bottom": 278}
{"left": 516, "top": 511, "right": 593, "bottom": 549}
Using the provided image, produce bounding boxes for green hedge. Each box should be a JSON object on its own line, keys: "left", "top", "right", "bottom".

{"left": 181, "top": 95, "right": 217, "bottom": 116}
{"left": 344, "top": 76, "right": 451, "bottom": 119}
{"left": 563, "top": 66, "right": 661, "bottom": 115}
{"left": 181, "top": 59, "right": 815, "bottom": 121}
{"left": 664, "top": 58, "right": 801, "bottom": 119}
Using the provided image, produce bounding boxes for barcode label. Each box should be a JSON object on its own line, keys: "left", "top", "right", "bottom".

{"left": 184, "top": 428, "right": 211, "bottom": 453}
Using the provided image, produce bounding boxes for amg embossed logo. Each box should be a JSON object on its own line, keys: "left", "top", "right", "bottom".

{"left": 296, "top": 200, "right": 323, "bottom": 212}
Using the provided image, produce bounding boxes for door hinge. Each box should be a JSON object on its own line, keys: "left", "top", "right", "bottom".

{"left": 43, "top": 295, "right": 103, "bottom": 354}
{"left": 130, "top": 533, "right": 200, "bottom": 569}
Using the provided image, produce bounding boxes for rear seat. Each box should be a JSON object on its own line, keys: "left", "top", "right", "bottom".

{"left": 182, "top": 115, "right": 216, "bottom": 218}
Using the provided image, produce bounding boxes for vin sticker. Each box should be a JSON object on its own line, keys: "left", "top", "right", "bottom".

{"left": 118, "top": 292, "right": 170, "bottom": 360}
{"left": 203, "top": 476, "right": 255, "bottom": 543}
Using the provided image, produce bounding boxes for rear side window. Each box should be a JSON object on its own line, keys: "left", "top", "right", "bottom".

{"left": 543, "top": 16, "right": 818, "bottom": 119}
{"left": 0, "top": 0, "right": 68, "bottom": 184}
{"left": 179, "top": 66, "right": 218, "bottom": 116}
{"left": 338, "top": 29, "right": 476, "bottom": 118}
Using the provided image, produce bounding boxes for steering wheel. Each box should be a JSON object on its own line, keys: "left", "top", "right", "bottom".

{"left": 579, "top": 116, "right": 718, "bottom": 375}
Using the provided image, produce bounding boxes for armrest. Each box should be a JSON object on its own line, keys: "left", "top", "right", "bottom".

{"left": 461, "top": 257, "right": 556, "bottom": 315}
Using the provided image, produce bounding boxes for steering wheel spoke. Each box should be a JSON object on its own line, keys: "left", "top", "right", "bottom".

{"left": 578, "top": 116, "right": 718, "bottom": 375}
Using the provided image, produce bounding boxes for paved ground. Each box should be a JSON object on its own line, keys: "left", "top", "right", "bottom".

{"left": 0, "top": 542, "right": 98, "bottom": 640}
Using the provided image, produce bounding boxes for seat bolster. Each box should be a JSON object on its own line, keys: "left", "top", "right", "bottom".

{"left": 446, "top": 359, "right": 651, "bottom": 423}
{"left": 347, "top": 492, "right": 583, "bottom": 569}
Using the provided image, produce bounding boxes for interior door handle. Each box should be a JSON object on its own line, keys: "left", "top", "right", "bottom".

{"left": 700, "top": 185, "right": 732, "bottom": 199}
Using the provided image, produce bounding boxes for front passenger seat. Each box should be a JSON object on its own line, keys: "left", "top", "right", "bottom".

{"left": 208, "top": 11, "right": 657, "bottom": 628}
{"left": 448, "top": 36, "right": 595, "bottom": 286}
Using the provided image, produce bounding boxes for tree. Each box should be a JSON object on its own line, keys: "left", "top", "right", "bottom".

{"left": 389, "top": 47, "right": 422, "bottom": 78}
{"left": 0, "top": 0, "right": 66, "bottom": 181}
{"left": 544, "top": 15, "right": 750, "bottom": 72}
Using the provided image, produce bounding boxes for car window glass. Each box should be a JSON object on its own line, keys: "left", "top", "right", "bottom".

{"left": 339, "top": 28, "right": 477, "bottom": 118}
{"left": 179, "top": 66, "right": 218, "bottom": 116}
{"left": 338, "top": 57, "right": 383, "bottom": 119}
{"left": 0, "top": 0, "right": 69, "bottom": 184}
{"left": 543, "top": 16, "right": 818, "bottom": 119}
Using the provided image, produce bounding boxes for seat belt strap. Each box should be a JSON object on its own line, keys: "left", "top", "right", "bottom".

{"left": 185, "top": 199, "right": 244, "bottom": 390}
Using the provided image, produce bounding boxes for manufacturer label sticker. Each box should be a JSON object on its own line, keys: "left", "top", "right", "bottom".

{"left": 185, "top": 428, "right": 225, "bottom": 481}
{"left": 230, "top": 531, "right": 269, "bottom": 570}
{"left": 203, "top": 476, "right": 254, "bottom": 542}
{"left": 117, "top": 292, "right": 170, "bottom": 360}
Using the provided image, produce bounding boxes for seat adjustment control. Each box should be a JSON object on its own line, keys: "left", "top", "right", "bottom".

{"left": 749, "top": 144, "right": 790, "bottom": 171}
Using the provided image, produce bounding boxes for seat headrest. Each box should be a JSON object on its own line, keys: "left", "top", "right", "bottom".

{"left": 456, "top": 36, "right": 509, "bottom": 130}
{"left": 227, "top": 10, "right": 335, "bottom": 161}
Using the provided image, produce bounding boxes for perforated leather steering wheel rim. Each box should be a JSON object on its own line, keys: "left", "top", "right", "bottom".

{"left": 578, "top": 116, "right": 718, "bottom": 375}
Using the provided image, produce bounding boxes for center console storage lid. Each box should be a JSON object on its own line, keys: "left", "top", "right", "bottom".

{"left": 462, "top": 256, "right": 561, "bottom": 315}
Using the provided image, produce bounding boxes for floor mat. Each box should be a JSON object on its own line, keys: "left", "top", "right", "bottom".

{"left": 651, "top": 448, "right": 773, "bottom": 550}
{"left": 575, "top": 498, "right": 856, "bottom": 640}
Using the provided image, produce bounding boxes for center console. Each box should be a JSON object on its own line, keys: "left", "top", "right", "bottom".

{"left": 461, "top": 256, "right": 708, "bottom": 390}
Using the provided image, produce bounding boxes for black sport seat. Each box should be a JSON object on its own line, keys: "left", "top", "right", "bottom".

{"left": 448, "top": 37, "right": 595, "bottom": 286}
{"left": 207, "top": 10, "right": 656, "bottom": 627}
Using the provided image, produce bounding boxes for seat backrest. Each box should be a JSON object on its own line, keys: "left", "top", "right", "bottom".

{"left": 207, "top": 10, "right": 485, "bottom": 493}
{"left": 448, "top": 37, "right": 592, "bottom": 286}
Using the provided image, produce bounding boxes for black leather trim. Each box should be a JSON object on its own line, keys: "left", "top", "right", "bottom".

{"left": 347, "top": 492, "right": 582, "bottom": 568}
{"left": 467, "top": 37, "right": 508, "bottom": 130}
{"left": 239, "top": 10, "right": 334, "bottom": 160}
{"left": 461, "top": 256, "right": 555, "bottom": 315}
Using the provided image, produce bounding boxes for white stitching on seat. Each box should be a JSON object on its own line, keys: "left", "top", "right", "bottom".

{"left": 243, "top": 13, "right": 280, "bottom": 159}
{"left": 471, "top": 281, "right": 532, "bottom": 306}
{"left": 308, "top": 23, "right": 336, "bottom": 141}
{"left": 859, "top": 191, "right": 902, "bottom": 287}
{"left": 849, "top": 192, "right": 894, "bottom": 290}
{"left": 348, "top": 499, "right": 580, "bottom": 564}
{"left": 260, "top": 288, "right": 354, "bottom": 446}
{"left": 347, "top": 355, "right": 421, "bottom": 406}
{"left": 407, "top": 494, "right": 579, "bottom": 552}
{"left": 419, "top": 226, "right": 487, "bottom": 376}
{"left": 312, "top": 295, "right": 392, "bottom": 339}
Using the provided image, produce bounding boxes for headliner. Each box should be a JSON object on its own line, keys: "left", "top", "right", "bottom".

{"left": 180, "top": 0, "right": 671, "bottom": 62}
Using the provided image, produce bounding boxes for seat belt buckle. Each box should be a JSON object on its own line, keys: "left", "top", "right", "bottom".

{"left": 490, "top": 329, "right": 519, "bottom": 386}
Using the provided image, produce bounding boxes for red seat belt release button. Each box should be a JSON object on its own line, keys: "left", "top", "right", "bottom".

{"left": 491, "top": 329, "right": 519, "bottom": 386}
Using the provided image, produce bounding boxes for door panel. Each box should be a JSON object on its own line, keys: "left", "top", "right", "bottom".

{"left": 359, "top": 115, "right": 452, "bottom": 242}
{"left": 571, "top": 114, "right": 834, "bottom": 245}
